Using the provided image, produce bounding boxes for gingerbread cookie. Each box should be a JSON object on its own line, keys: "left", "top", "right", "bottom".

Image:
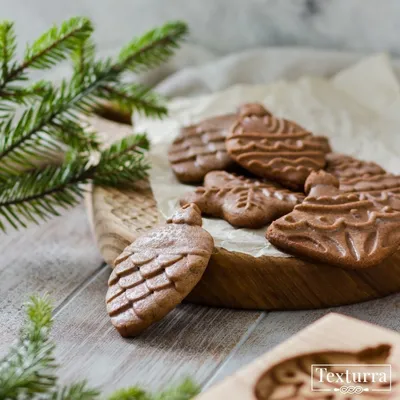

{"left": 180, "top": 171, "right": 305, "bottom": 229}
{"left": 266, "top": 171, "right": 400, "bottom": 269}
{"left": 168, "top": 113, "right": 237, "bottom": 183}
{"left": 106, "top": 204, "right": 214, "bottom": 337}
{"left": 225, "top": 104, "right": 330, "bottom": 190}
{"left": 339, "top": 173, "right": 400, "bottom": 193}
{"left": 326, "top": 153, "right": 386, "bottom": 180}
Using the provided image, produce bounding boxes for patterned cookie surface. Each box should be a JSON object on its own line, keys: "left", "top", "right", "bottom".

{"left": 225, "top": 104, "right": 331, "bottom": 190}
{"left": 106, "top": 204, "right": 214, "bottom": 337}
{"left": 267, "top": 171, "right": 400, "bottom": 269}
{"left": 339, "top": 173, "right": 400, "bottom": 194}
{"left": 326, "top": 153, "right": 385, "bottom": 180}
{"left": 255, "top": 344, "right": 399, "bottom": 399}
{"left": 180, "top": 171, "right": 304, "bottom": 229}
{"left": 168, "top": 113, "right": 237, "bottom": 183}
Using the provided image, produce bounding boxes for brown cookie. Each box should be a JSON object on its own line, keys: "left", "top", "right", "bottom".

{"left": 266, "top": 170, "right": 400, "bottom": 269}
{"left": 326, "top": 153, "right": 386, "bottom": 180}
{"left": 339, "top": 173, "right": 400, "bottom": 193}
{"left": 106, "top": 203, "right": 214, "bottom": 337}
{"left": 180, "top": 171, "right": 305, "bottom": 229}
{"left": 168, "top": 113, "right": 237, "bottom": 183}
{"left": 225, "top": 104, "right": 330, "bottom": 190}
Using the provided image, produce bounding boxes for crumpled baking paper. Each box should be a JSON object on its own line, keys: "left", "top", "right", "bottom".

{"left": 134, "top": 54, "right": 400, "bottom": 258}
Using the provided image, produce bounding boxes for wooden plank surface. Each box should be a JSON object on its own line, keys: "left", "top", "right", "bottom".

{"left": 0, "top": 203, "right": 103, "bottom": 356}
{"left": 199, "top": 313, "right": 400, "bottom": 399}
{"left": 205, "top": 292, "right": 400, "bottom": 389}
{"left": 51, "top": 268, "right": 262, "bottom": 394}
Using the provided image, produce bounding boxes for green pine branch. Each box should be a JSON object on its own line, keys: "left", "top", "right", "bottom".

{"left": 0, "top": 296, "right": 200, "bottom": 400}
{"left": 0, "top": 17, "right": 187, "bottom": 231}
{"left": 0, "top": 296, "right": 56, "bottom": 399}
{"left": 0, "top": 21, "right": 17, "bottom": 80}
{"left": 98, "top": 83, "right": 167, "bottom": 118}
{"left": 0, "top": 17, "right": 93, "bottom": 89}
{"left": 0, "top": 135, "right": 149, "bottom": 231}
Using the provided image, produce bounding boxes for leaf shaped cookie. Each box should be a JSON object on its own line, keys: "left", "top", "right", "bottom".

{"left": 225, "top": 103, "right": 331, "bottom": 190}
{"left": 168, "top": 113, "right": 237, "bottom": 183}
{"left": 180, "top": 171, "right": 304, "bottom": 229}
{"left": 106, "top": 203, "right": 214, "bottom": 337}
{"left": 255, "top": 344, "right": 399, "bottom": 399}
{"left": 267, "top": 171, "right": 400, "bottom": 269}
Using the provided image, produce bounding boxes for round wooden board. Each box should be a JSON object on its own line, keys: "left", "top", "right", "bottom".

{"left": 87, "top": 181, "right": 400, "bottom": 311}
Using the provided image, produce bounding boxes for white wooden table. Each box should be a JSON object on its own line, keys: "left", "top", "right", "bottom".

{"left": 1, "top": 203, "right": 399, "bottom": 395}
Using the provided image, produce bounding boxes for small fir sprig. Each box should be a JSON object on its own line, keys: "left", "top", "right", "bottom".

{"left": 0, "top": 296, "right": 200, "bottom": 400}
{"left": 0, "top": 17, "right": 188, "bottom": 232}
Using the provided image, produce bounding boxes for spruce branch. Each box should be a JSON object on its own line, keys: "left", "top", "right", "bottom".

{"left": 0, "top": 295, "right": 56, "bottom": 399}
{"left": 116, "top": 21, "right": 188, "bottom": 73}
{"left": 0, "top": 296, "right": 200, "bottom": 399}
{"left": 0, "top": 134, "right": 149, "bottom": 231}
{"left": 0, "top": 18, "right": 188, "bottom": 231}
{"left": 72, "top": 37, "right": 96, "bottom": 84}
{"left": 50, "top": 382, "right": 100, "bottom": 400}
{"left": 98, "top": 83, "right": 167, "bottom": 119}
{"left": 0, "top": 17, "right": 93, "bottom": 90}
{"left": 0, "top": 21, "right": 17, "bottom": 81}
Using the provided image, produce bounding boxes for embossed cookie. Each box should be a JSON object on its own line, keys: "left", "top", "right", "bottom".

{"left": 168, "top": 113, "right": 237, "bottom": 183}
{"left": 339, "top": 173, "right": 400, "bottom": 193}
{"left": 266, "top": 170, "right": 400, "bottom": 269}
{"left": 106, "top": 204, "right": 214, "bottom": 337}
{"left": 225, "top": 104, "right": 331, "bottom": 190}
{"left": 180, "top": 171, "right": 305, "bottom": 229}
{"left": 326, "top": 153, "right": 386, "bottom": 180}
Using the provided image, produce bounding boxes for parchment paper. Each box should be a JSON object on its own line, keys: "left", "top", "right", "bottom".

{"left": 133, "top": 54, "right": 400, "bottom": 258}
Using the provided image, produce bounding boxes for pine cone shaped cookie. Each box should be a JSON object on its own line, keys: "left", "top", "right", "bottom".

{"left": 106, "top": 204, "right": 214, "bottom": 337}
{"left": 168, "top": 113, "right": 237, "bottom": 183}
{"left": 180, "top": 171, "right": 304, "bottom": 229}
{"left": 267, "top": 171, "right": 400, "bottom": 269}
{"left": 225, "top": 104, "right": 331, "bottom": 190}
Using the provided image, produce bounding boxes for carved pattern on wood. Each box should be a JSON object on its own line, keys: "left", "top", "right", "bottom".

{"left": 180, "top": 171, "right": 304, "bottom": 228}
{"left": 254, "top": 344, "right": 399, "bottom": 399}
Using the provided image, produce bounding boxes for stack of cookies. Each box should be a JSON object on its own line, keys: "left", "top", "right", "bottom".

{"left": 106, "top": 102, "right": 400, "bottom": 337}
{"left": 171, "top": 103, "right": 400, "bottom": 269}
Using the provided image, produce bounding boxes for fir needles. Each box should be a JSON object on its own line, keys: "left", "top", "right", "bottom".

{"left": 0, "top": 296, "right": 199, "bottom": 399}
{"left": 0, "top": 17, "right": 188, "bottom": 232}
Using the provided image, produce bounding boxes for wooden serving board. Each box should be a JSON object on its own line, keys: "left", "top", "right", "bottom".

{"left": 86, "top": 116, "right": 400, "bottom": 310}
{"left": 197, "top": 313, "right": 400, "bottom": 399}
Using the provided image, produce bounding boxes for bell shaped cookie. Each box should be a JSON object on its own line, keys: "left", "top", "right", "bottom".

{"left": 225, "top": 104, "right": 331, "bottom": 190}
{"left": 180, "top": 171, "right": 304, "bottom": 229}
{"left": 267, "top": 171, "right": 400, "bottom": 269}
{"left": 168, "top": 113, "right": 237, "bottom": 183}
{"left": 106, "top": 204, "right": 214, "bottom": 337}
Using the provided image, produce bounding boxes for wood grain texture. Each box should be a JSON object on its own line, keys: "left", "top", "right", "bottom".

{"left": 198, "top": 313, "right": 400, "bottom": 399}
{"left": 88, "top": 170, "right": 400, "bottom": 310}
{"left": 0, "top": 204, "right": 104, "bottom": 356}
{"left": 205, "top": 293, "right": 400, "bottom": 387}
{"left": 51, "top": 268, "right": 262, "bottom": 394}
